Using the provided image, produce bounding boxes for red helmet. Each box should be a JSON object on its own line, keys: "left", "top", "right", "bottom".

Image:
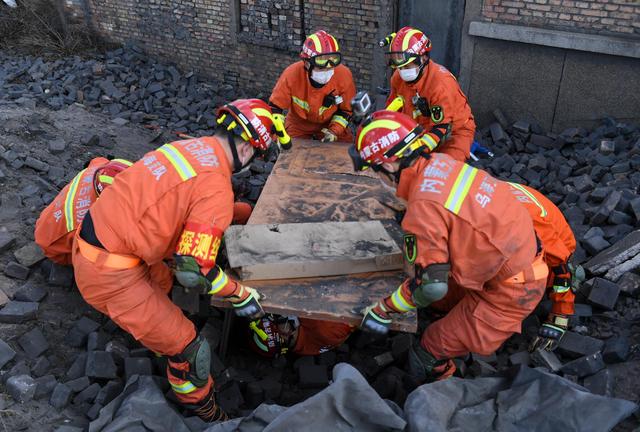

{"left": 93, "top": 158, "right": 133, "bottom": 195}
{"left": 300, "top": 30, "right": 342, "bottom": 68}
{"left": 387, "top": 26, "right": 432, "bottom": 68}
{"left": 349, "top": 110, "right": 426, "bottom": 171}
{"left": 216, "top": 99, "right": 275, "bottom": 151}
{"left": 248, "top": 315, "right": 293, "bottom": 358}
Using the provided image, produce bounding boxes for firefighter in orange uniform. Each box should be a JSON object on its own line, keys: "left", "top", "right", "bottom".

{"left": 349, "top": 111, "right": 547, "bottom": 381}
{"left": 270, "top": 30, "right": 356, "bottom": 142}
{"left": 382, "top": 27, "right": 475, "bottom": 162}
{"left": 71, "top": 99, "right": 279, "bottom": 422}
{"left": 248, "top": 314, "right": 355, "bottom": 357}
{"left": 34, "top": 158, "right": 132, "bottom": 265}
{"left": 507, "top": 183, "right": 585, "bottom": 351}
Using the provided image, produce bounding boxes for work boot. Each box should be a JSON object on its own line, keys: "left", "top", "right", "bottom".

{"left": 185, "top": 387, "right": 228, "bottom": 423}
{"left": 408, "top": 341, "right": 455, "bottom": 383}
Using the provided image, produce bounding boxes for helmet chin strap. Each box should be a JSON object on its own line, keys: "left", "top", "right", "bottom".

{"left": 392, "top": 145, "right": 430, "bottom": 182}
{"left": 407, "top": 55, "right": 429, "bottom": 84}
{"left": 228, "top": 131, "right": 259, "bottom": 174}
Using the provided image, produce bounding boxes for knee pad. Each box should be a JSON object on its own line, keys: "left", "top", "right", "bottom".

{"left": 412, "top": 263, "right": 450, "bottom": 307}
{"left": 170, "top": 334, "right": 211, "bottom": 388}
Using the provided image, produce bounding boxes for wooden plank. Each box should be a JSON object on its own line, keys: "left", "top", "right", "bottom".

{"left": 248, "top": 139, "right": 405, "bottom": 225}
{"left": 214, "top": 139, "right": 417, "bottom": 333}
{"left": 225, "top": 221, "right": 403, "bottom": 281}
{"left": 211, "top": 271, "right": 416, "bottom": 333}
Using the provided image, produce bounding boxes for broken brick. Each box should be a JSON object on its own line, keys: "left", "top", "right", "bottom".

{"left": 86, "top": 402, "right": 103, "bottom": 421}
{"left": 34, "top": 374, "right": 57, "bottom": 399}
{"left": 18, "top": 327, "right": 49, "bottom": 358}
{"left": 560, "top": 352, "right": 605, "bottom": 378}
{"left": 95, "top": 380, "right": 123, "bottom": 405}
{"left": 66, "top": 317, "right": 101, "bottom": 347}
{"left": 531, "top": 348, "right": 562, "bottom": 372}
{"left": 13, "top": 242, "right": 45, "bottom": 267}
{"left": 0, "top": 232, "right": 15, "bottom": 253}
{"left": 14, "top": 283, "right": 47, "bottom": 302}
{"left": 590, "top": 191, "right": 622, "bottom": 225}
{"left": 47, "top": 263, "right": 74, "bottom": 287}
{"left": 65, "top": 376, "right": 90, "bottom": 393}
{"left": 583, "top": 368, "right": 613, "bottom": 397}
{"left": 298, "top": 364, "right": 329, "bottom": 389}
{"left": 85, "top": 351, "right": 117, "bottom": 379}
{"left": 586, "top": 278, "right": 620, "bottom": 310}
{"left": 65, "top": 353, "right": 88, "bottom": 380}
{"left": 4, "top": 261, "right": 30, "bottom": 280}
{"left": 31, "top": 356, "right": 51, "bottom": 378}
{"left": 557, "top": 331, "right": 604, "bottom": 359}
{"left": 582, "top": 236, "right": 611, "bottom": 256}
{"left": 124, "top": 357, "right": 153, "bottom": 382}
{"left": 0, "top": 338, "right": 16, "bottom": 369}
{"left": 50, "top": 383, "right": 73, "bottom": 409}
{"left": 72, "top": 382, "right": 101, "bottom": 405}
{"left": 0, "top": 301, "right": 38, "bottom": 323}
{"left": 7, "top": 374, "right": 37, "bottom": 403}
{"left": 86, "top": 331, "right": 109, "bottom": 352}
{"left": 602, "top": 336, "right": 630, "bottom": 364}
{"left": 617, "top": 272, "right": 640, "bottom": 296}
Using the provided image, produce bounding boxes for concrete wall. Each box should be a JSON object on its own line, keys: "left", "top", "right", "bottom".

{"left": 460, "top": 0, "right": 640, "bottom": 132}
{"left": 397, "top": 0, "right": 466, "bottom": 76}
{"left": 466, "top": 37, "right": 640, "bottom": 132}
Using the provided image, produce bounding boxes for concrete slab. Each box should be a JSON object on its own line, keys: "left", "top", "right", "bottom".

{"left": 225, "top": 221, "right": 402, "bottom": 281}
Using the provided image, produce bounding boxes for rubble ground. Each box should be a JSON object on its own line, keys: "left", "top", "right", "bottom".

{"left": 0, "top": 45, "right": 639, "bottom": 431}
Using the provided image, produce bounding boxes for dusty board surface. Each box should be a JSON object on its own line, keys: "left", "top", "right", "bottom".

{"left": 211, "top": 271, "right": 417, "bottom": 333}
{"left": 217, "top": 139, "right": 417, "bottom": 333}
{"left": 225, "top": 221, "right": 403, "bottom": 281}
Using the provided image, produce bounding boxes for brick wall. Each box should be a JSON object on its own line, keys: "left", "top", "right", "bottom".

{"left": 69, "top": 0, "right": 394, "bottom": 95}
{"left": 481, "top": 0, "right": 640, "bottom": 36}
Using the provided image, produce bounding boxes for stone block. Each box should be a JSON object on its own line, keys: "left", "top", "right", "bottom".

{"left": 530, "top": 134, "right": 554, "bottom": 149}
{"left": 560, "top": 352, "right": 605, "bottom": 378}
{"left": 13, "top": 242, "right": 45, "bottom": 267}
{"left": 7, "top": 374, "right": 37, "bottom": 403}
{"left": 582, "top": 236, "right": 611, "bottom": 256}
{"left": 18, "top": 327, "right": 49, "bottom": 358}
{"left": 0, "top": 338, "right": 16, "bottom": 369}
{"left": 34, "top": 374, "right": 57, "bottom": 399}
{"left": 602, "top": 336, "right": 629, "bottom": 364}
{"left": 14, "top": 283, "right": 47, "bottom": 302}
{"left": 391, "top": 333, "right": 412, "bottom": 361}
{"left": 4, "top": 262, "right": 30, "bottom": 280}
{"left": 86, "top": 402, "right": 103, "bottom": 420}
{"left": 572, "top": 174, "right": 594, "bottom": 193}
{"left": 85, "top": 351, "right": 117, "bottom": 379}
{"left": 557, "top": 331, "right": 604, "bottom": 359}
{"left": 0, "top": 301, "right": 38, "bottom": 323}
{"left": 298, "top": 364, "right": 329, "bottom": 389}
{"left": 48, "top": 139, "right": 67, "bottom": 154}
{"left": 629, "top": 198, "right": 640, "bottom": 222}
{"left": 66, "top": 317, "right": 101, "bottom": 347}
{"left": 50, "top": 383, "right": 73, "bottom": 409}
{"left": 585, "top": 230, "right": 640, "bottom": 275}
{"left": 124, "top": 357, "right": 153, "bottom": 382}
{"left": 111, "top": 117, "right": 129, "bottom": 126}
{"left": 583, "top": 368, "right": 613, "bottom": 397}
{"left": 86, "top": 331, "right": 109, "bottom": 352}
{"left": 218, "top": 381, "right": 244, "bottom": 413}
{"left": 599, "top": 140, "right": 615, "bottom": 155}
{"left": 586, "top": 278, "right": 620, "bottom": 310}
{"left": 531, "top": 348, "right": 562, "bottom": 372}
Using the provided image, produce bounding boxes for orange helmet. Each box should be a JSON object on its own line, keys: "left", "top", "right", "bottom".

{"left": 248, "top": 315, "right": 293, "bottom": 358}
{"left": 387, "top": 26, "right": 432, "bottom": 68}
{"left": 349, "top": 110, "right": 426, "bottom": 171}
{"left": 216, "top": 99, "right": 275, "bottom": 151}
{"left": 300, "top": 30, "right": 342, "bottom": 68}
{"left": 93, "top": 158, "right": 133, "bottom": 195}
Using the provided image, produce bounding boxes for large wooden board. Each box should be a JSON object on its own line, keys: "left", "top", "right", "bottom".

{"left": 225, "top": 221, "right": 403, "bottom": 281}
{"left": 216, "top": 139, "right": 417, "bottom": 333}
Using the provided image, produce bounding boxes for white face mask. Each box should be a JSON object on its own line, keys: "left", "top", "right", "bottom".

{"left": 311, "top": 68, "right": 334, "bottom": 84}
{"left": 399, "top": 67, "right": 419, "bottom": 82}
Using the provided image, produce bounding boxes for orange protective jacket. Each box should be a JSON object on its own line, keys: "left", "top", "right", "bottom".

{"left": 508, "top": 183, "right": 577, "bottom": 315}
{"left": 34, "top": 157, "right": 109, "bottom": 265}
{"left": 388, "top": 60, "right": 475, "bottom": 161}
{"left": 269, "top": 61, "right": 356, "bottom": 140}
{"left": 293, "top": 319, "right": 354, "bottom": 356}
